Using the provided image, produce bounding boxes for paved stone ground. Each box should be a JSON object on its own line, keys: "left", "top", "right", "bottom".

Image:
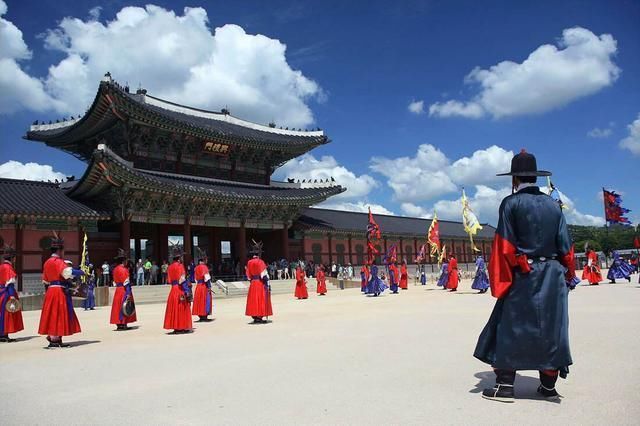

{"left": 2, "top": 275, "right": 639, "bottom": 425}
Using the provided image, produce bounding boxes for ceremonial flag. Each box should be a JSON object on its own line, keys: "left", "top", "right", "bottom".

{"left": 546, "top": 177, "right": 566, "bottom": 209}
{"left": 603, "top": 188, "right": 632, "bottom": 226}
{"left": 415, "top": 244, "right": 426, "bottom": 263}
{"left": 80, "top": 232, "right": 91, "bottom": 285}
{"left": 366, "top": 207, "right": 382, "bottom": 264}
{"left": 461, "top": 188, "right": 482, "bottom": 252}
{"left": 438, "top": 244, "right": 447, "bottom": 266}
{"left": 427, "top": 211, "right": 441, "bottom": 259}
{"left": 634, "top": 236, "right": 640, "bottom": 249}
{"left": 384, "top": 244, "right": 398, "bottom": 265}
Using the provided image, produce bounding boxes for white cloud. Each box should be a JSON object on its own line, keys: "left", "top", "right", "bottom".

{"left": 400, "top": 203, "right": 432, "bottom": 218}
{"left": 0, "top": 161, "right": 67, "bottom": 181}
{"left": 430, "top": 27, "right": 620, "bottom": 119}
{"left": 407, "top": 100, "right": 425, "bottom": 115}
{"left": 370, "top": 144, "right": 512, "bottom": 203}
{"left": 544, "top": 187, "right": 605, "bottom": 226}
{"left": 2, "top": 3, "right": 323, "bottom": 127}
{"left": 619, "top": 113, "right": 640, "bottom": 155}
{"left": 275, "top": 154, "right": 378, "bottom": 199}
{"left": 587, "top": 127, "right": 612, "bottom": 138}
{"left": 313, "top": 202, "right": 394, "bottom": 216}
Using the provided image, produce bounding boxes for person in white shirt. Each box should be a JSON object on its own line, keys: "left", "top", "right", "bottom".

{"left": 101, "top": 261, "right": 110, "bottom": 286}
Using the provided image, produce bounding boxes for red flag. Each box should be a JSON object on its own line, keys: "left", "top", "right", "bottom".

{"left": 634, "top": 236, "right": 640, "bottom": 249}
{"left": 427, "top": 212, "right": 440, "bottom": 257}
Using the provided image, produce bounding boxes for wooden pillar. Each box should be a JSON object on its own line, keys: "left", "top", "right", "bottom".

{"left": 158, "top": 224, "right": 168, "bottom": 263}
{"left": 399, "top": 237, "right": 404, "bottom": 262}
{"left": 450, "top": 240, "right": 456, "bottom": 260}
{"left": 183, "top": 217, "right": 192, "bottom": 264}
{"left": 238, "top": 222, "right": 247, "bottom": 266}
{"left": 328, "top": 233, "right": 333, "bottom": 263}
{"left": 281, "top": 226, "right": 290, "bottom": 261}
{"left": 462, "top": 239, "right": 467, "bottom": 264}
{"left": 347, "top": 235, "right": 353, "bottom": 265}
{"left": 120, "top": 218, "right": 130, "bottom": 255}
{"left": 413, "top": 238, "right": 418, "bottom": 260}
{"left": 15, "top": 224, "right": 23, "bottom": 292}
{"left": 300, "top": 231, "right": 306, "bottom": 261}
{"left": 209, "top": 227, "right": 217, "bottom": 265}
{"left": 134, "top": 239, "right": 141, "bottom": 262}
{"left": 152, "top": 224, "right": 160, "bottom": 262}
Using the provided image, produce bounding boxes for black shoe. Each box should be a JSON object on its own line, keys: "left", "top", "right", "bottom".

{"left": 537, "top": 385, "right": 561, "bottom": 400}
{"left": 58, "top": 342, "right": 71, "bottom": 348}
{"left": 0, "top": 336, "right": 14, "bottom": 343}
{"left": 627, "top": 277, "right": 632, "bottom": 282}
{"left": 482, "top": 384, "right": 514, "bottom": 403}
{"left": 610, "top": 280, "right": 615, "bottom": 284}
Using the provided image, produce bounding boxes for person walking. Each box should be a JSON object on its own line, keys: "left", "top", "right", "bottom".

{"left": 0, "top": 245, "right": 24, "bottom": 342}
{"left": 101, "top": 260, "right": 110, "bottom": 286}
{"left": 294, "top": 265, "right": 308, "bottom": 299}
{"left": 136, "top": 260, "right": 144, "bottom": 286}
{"left": 474, "top": 149, "right": 580, "bottom": 402}
{"left": 161, "top": 260, "right": 168, "bottom": 284}
{"left": 446, "top": 254, "right": 459, "bottom": 292}
{"left": 471, "top": 255, "right": 490, "bottom": 294}
{"left": 245, "top": 241, "right": 272, "bottom": 324}
{"left": 110, "top": 249, "right": 137, "bottom": 330}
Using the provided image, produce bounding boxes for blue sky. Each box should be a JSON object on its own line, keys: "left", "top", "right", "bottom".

{"left": 1, "top": 0, "right": 638, "bottom": 226}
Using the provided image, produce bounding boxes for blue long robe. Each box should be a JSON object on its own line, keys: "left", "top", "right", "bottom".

{"left": 607, "top": 251, "right": 633, "bottom": 281}
{"left": 471, "top": 257, "right": 490, "bottom": 290}
{"left": 436, "top": 263, "right": 449, "bottom": 287}
{"left": 366, "top": 265, "right": 387, "bottom": 295}
{"left": 474, "top": 186, "right": 578, "bottom": 377}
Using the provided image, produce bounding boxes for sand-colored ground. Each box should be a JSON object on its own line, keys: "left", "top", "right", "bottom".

{"left": 2, "top": 277, "right": 639, "bottom": 425}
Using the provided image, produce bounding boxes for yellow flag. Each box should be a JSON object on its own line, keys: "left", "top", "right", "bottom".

{"left": 462, "top": 189, "right": 482, "bottom": 252}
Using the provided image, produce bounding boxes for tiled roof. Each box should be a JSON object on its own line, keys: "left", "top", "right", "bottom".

{"left": 0, "top": 178, "right": 107, "bottom": 219}
{"left": 296, "top": 207, "right": 496, "bottom": 239}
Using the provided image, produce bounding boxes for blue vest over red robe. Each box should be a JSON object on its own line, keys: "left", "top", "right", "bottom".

{"left": 473, "top": 186, "right": 577, "bottom": 377}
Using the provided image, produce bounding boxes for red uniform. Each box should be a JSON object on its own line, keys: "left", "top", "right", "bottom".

{"left": 38, "top": 254, "right": 81, "bottom": 336}
{"left": 163, "top": 261, "right": 192, "bottom": 331}
{"left": 0, "top": 260, "right": 24, "bottom": 335}
{"left": 581, "top": 251, "right": 602, "bottom": 285}
{"left": 447, "top": 258, "right": 459, "bottom": 290}
{"left": 294, "top": 267, "right": 308, "bottom": 299}
{"left": 110, "top": 264, "right": 137, "bottom": 325}
{"left": 245, "top": 257, "right": 273, "bottom": 317}
{"left": 192, "top": 264, "right": 212, "bottom": 316}
{"left": 399, "top": 264, "right": 408, "bottom": 290}
{"left": 360, "top": 266, "right": 370, "bottom": 291}
{"left": 316, "top": 269, "right": 327, "bottom": 295}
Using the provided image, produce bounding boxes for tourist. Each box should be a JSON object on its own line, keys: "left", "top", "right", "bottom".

{"left": 0, "top": 245, "right": 24, "bottom": 342}
{"left": 446, "top": 254, "right": 459, "bottom": 292}
{"left": 163, "top": 250, "right": 193, "bottom": 334}
{"left": 192, "top": 257, "right": 213, "bottom": 322}
{"left": 161, "top": 260, "right": 168, "bottom": 284}
{"left": 281, "top": 259, "right": 290, "bottom": 279}
{"left": 331, "top": 262, "right": 337, "bottom": 278}
{"left": 245, "top": 241, "right": 272, "bottom": 324}
{"left": 144, "top": 257, "right": 152, "bottom": 284}
{"left": 136, "top": 259, "right": 144, "bottom": 286}
{"left": 399, "top": 260, "right": 408, "bottom": 290}
{"left": 110, "top": 249, "right": 137, "bottom": 331}
{"left": 471, "top": 255, "right": 490, "bottom": 294}
{"left": 437, "top": 261, "right": 449, "bottom": 289}
{"left": 388, "top": 258, "right": 400, "bottom": 294}
{"left": 607, "top": 250, "right": 633, "bottom": 283}
{"left": 316, "top": 265, "right": 327, "bottom": 295}
{"left": 474, "top": 149, "right": 579, "bottom": 402}
{"left": 581, "top": 247, "right": 602, "bottom": 285}
{"left": 360, "top": 264, "right": 369, "bottom": 293}
{"left": 294, "top": 265, "right": 308, "bottom": 299}
{"left": 150, "top": 261, "right": 159, "bottom": 285}
{"left": 366, "top": 262, "right": 387, "bottom": 297}
{"left": 101, "top": 260, "right": 110, "bottom": 286}
{"left": 38, "top": 235, "right": 81, "bottom": 348}
{"left": 347, "top": 263, "right": 354, "bottom": 279}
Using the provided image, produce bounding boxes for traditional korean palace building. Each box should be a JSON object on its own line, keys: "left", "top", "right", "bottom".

{"left": 1, "top": 74, "right": 495, "bottom": 292}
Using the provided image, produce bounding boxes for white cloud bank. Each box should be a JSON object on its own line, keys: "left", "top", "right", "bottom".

{"left": 407, "top": 100, "right": 424, "bottom": 115}
{"left": 0, "top": 2, "right": 323, "bottom": 127}
{"left": 0, "top": 161, "right": 67, "bottom": 181}
{"left": 619, "top": 113, "right": 640, "bottom": 156}
{"left": 429, "top": 27, "right": 620, "bottom": 119}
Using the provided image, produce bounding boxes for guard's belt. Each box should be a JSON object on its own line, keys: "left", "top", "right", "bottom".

{"left": 526, "top": 255, "right": 558, "bottom": 264}
{"left": 250, "top": 275, "right": 261, "bottom": 280}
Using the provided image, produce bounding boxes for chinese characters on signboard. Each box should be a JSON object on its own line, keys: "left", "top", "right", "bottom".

{"left": 203, "top": 141, "right": 230, "bottom": 155}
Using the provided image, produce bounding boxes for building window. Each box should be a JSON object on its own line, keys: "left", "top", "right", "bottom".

{"left": 355, "top": 244, "right": 364, "bottom": 265}
{"left": 311, "top": 243, "right": 322, "bottom": 265}
{"left": 336, "top": 243, "right": 346, "bottom": 265}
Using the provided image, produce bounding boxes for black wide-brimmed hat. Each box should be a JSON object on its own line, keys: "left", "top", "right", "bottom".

{"left": 50, "top": 231, "right": 65, "bottom": 249}
{"left": 249, "top": 239, "right": 263, "bottom": 256}
{"left": 497, "top": 149, "right": 551, "bottom": 177}
{"left": 114, "top": 248, "right": 128, "bottom": 261}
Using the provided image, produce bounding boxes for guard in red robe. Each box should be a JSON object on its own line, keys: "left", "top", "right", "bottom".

{"left": 447, "top": 255, "right": 459, "bottom": 292}
{"left": 110, "top": 250, "right": 136, "bottom": 330}
{"left": 399, "top": 261, "right": 408, "bottom": 290}
{"left": 316, "top": 265, "right": 327, "bottom": 295}
{"left": 474, "top": 150, "right": 579, "bottom": 402}
{"left": 388, "top": 261, "right": 400, "bottom": 294}
{"left": 294, "top": 265, "right": 308, "bottom": 299}
{"left": 0, "top": 246, "right": 24, "bottom": 342}
{"left": 360, "top": 265, "right": 370, "bottom": 293}
{"left": 38, "top": 235, "right": 81, "bottom": 348}
{"left": 163, "top": 252, "right": 193, "bottom": 334}
{"left": 581, "top": 248, "right": 602, "bottom": 285}
{"left": 192, "top": 257, "right": 213, "bottom": 322}
{"left": 245, "top": 241, "right": 272, "bottom": 323}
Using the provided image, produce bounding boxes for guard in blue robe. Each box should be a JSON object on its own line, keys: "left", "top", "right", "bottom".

{"left": 473, "top": 150, "right": 580, "bottom": 403}
{"left": 366, "top": 264, "right": 387, "bottom": 296}
{"left": 436, "top": 262, "right": 448, "bottom": 289}
{"left": 607, "top": 251, "right": 633, "bottom": 283}
{"left": 83, "top": 277, "right": 96, "bottom": 310}
{"left": 471, "top": 256, "right": 489, "bottom": 293}
{"left": 420, "top": 269, "right": 426, "bottom": 286}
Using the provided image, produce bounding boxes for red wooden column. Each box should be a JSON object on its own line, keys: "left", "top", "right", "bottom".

{"left": 399, "top": 237, "right": 404, "bottom": 262}
{"left": 183, "top": 217, "right": 192, "bottom": 264}
{"left": 158, "top": 224, "right": 168, "bottom": 263}
{"left": 15, "top": 223, "right": 23, "bottom": 292}
{"left": 462, "top": 239, "right": 467, "bottom": 264}
{"left": 414, "top": 238, "right": 418, "bottom": 259}
{"left": 281, "top": 226, "right": 289, "bottom": 261}
{"left": 120, "top": 218, "right": 130, "bottom": 254}
{"left": 238, "top": 222, "right": 247, "bottom": 266}
{"left": 300, "top": 231, "right": 306, "bottom": 261}
{"left": 347, "top": 235, "right": 353, "bottom": 265}
{"left": 328, "top": 234, "right": 333, "bottom": 263}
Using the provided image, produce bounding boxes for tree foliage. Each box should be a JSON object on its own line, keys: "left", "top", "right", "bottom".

{"left": 569, "top": 224, "right": 638, "bottom": 254}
